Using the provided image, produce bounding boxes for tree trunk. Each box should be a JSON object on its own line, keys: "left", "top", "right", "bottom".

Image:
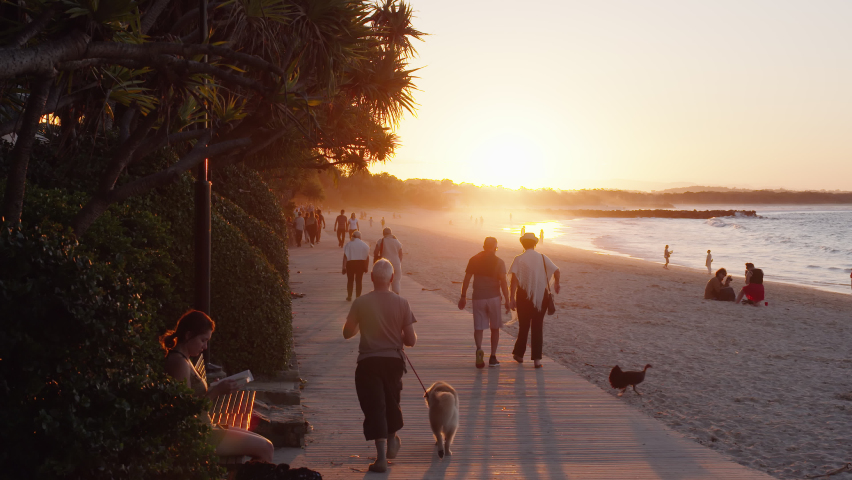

{"left": 1, "top": 76, "right": 52, "bottom": 223}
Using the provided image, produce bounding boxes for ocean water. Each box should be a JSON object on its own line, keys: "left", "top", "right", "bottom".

{"left": 508, "top": 205, "right": 852, "bottom": 294}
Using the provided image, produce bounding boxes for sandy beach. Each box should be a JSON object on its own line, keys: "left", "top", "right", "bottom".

{"left": 337, "top": 207, "right": 852, "bottom": 480}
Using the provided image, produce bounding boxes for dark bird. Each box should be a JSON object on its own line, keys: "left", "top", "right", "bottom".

{"left": 608, "top": 364, "right": 652, "bottom": 396}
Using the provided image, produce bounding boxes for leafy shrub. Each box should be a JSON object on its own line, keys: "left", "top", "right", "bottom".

{"left": 214, "top": 194, "right": 289, "bottom": 281}
{"left": 149, "top": 175, "right": 292, "bottom": 374}
{"left": 212, "top": 165, "right": 288, "bottom": 241}
{"left": 14, "top": 183, "right": 181, "bottom": 334}
{"left": 0, "top": 222, "right": 220, "bottom": 480}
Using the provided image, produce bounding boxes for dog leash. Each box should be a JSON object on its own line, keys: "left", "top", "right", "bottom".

{"left": 401, "top": 350, "right": 427, "bottom": 394}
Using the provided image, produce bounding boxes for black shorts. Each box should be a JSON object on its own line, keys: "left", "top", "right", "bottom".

{"left": 355, "top": 357, "right": 405, "bottom": 440}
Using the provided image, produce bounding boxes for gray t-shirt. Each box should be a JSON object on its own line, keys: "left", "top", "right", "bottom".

{"left": 465, "top": 251, "right": 507, "bottom": 300}
{"left": 347, "top": 291, "right": 417, "bottom": 362}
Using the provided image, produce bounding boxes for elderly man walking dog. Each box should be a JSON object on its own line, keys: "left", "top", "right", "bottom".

{"left": 343, "top": 259, "right": 418, "bottom": 473}
{"left": 458, "top": 237, "right": 510, "bottom": 368}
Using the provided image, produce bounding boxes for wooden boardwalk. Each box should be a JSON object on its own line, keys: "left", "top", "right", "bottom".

{"left": 283, "top": 237, "right": 773, "bottom": 479}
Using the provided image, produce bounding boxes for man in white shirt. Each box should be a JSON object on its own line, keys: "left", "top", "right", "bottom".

{"left": 374, "top": 228, "right": 403, "bottom": 294}
{"left": 343, "top": 231, "right": 371, "bottom": 300}
{"left": 293, "top": 212, "right": 305, "bottom": 247}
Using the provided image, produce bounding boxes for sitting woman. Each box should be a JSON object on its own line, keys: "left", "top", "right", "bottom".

{"left": 161, "top": 310, "right": 273, "bottom": 462}
{"left": 704, "top": 268, "right": 735, "bottom": 301}
{"left": 736, "top": 271, "right": 764, "bottom": 305}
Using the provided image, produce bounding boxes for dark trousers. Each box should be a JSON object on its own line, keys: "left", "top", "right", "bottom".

{"left": 355, "top": 357, "right": 405, "bottom": 440}
{"left": 295, "top": 229, "right": 303, "bottom": 246}
{"left": 513, "top": 287, "right": 545, "bottom": 360}
{"left": 337, "top": 229, "right": 346, "bottom": 247}
{"left": 306, "top": 224, "right": 317, "bottom": 243}
{"left": 315, "top": 223, "right": 323, "bottom": 242}
{"left": 346, "top": 260, "right": 368, "bottom": 298}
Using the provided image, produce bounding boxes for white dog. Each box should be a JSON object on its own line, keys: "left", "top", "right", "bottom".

{"left": 424, "top": 381, "right": 459, "bottom": 458}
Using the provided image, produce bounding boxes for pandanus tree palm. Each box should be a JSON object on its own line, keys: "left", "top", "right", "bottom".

{"left": 0, "top": 0, "right": 423, "bottom": 234}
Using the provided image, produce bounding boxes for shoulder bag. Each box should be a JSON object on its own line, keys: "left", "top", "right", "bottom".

{"left": 542, "top": 254, "right": 556, "bottom": 315}
{"left": 374, "top": 238, "right": 384, "bottom": 262}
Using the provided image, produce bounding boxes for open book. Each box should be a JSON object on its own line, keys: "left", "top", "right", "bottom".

{"left": 211, "top": 370, "right": 254, "bottom": 388}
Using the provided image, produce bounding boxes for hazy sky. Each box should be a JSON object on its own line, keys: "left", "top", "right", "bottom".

{"left": 371, "top": 1, "right": 852, "bottom": 191}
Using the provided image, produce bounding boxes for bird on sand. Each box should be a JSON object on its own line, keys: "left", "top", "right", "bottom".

{"left": 608, "top": 364, "right": 652, "bottom": 396}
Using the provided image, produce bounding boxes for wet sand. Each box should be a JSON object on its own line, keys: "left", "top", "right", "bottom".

{"left": 344, "top": 207, "right": 852, "bottom": 480}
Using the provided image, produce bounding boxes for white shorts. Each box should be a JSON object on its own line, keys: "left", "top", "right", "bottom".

{"left": 472, "top": 297, "right": 503, "bottom": 330}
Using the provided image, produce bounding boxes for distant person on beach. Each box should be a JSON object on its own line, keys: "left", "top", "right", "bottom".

{"left": 369, "top": 217, "right": 373, "bottom": 227}
{"left": 663, "top": 245, "right": 673, "bottom": 269}
{"left": 374, "top": 228, "right": 404, "bottom": 294}
{"left": 343, "top": 232, "right": 371, "bottom": 301}
{"left": 480, "top": 216, "right": 484, "bottom": 226}
{"left": 704, "top": 268, "right": 734, "bottom": 301}
{"left": 737, "top": 264, "right": 764, "bottom": 305}
{"left": 348, "top": 213, "right": 360, "bottom": 239}
{"left": 540, "top": 229, "right": 544, "bottom": 244}
{"left": 343, "top": 259, "right": 417, "bottom": 473}
{"left": 508, "top": 232, "right": 560, "bottom": 368}
{"left": 458, "top": 237, "right": 510, "bottom": 368}
{"left": 381, "top": 217, "right": 386, "bottom": 229}
{"left": 162, "top": 310, "right": 274, "bottom": 462}
{"left": 706, "top": 250, "right": 713, "bottom": 274}
{"left": 293, "top": 212, "right": 305, "bottom": 247}
{"left": 315, "top": 209, "right": 326, "bottom": 243}
{"left": 335, "top": 210, "right": 348, "bottom": 248}
{"left": 520, "top": 226, "right": 525, "bottom": 236}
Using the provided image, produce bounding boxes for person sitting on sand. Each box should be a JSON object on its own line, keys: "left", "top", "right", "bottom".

{"left": 343, "top": 259, "right": 418, "bottom": 473}
{"left": 706, "top": 250, "right": 713, "bottom": 274}
{"left": 736, "top": 266, "right": 764, "bottom": 305}
{"left": 162, "top": 310, "right": 274, "bottom": 462}
{"left": 704, "top": 268, "right": 734, "bottom": 300}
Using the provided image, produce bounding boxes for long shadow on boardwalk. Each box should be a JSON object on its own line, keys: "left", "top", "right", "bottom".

{"left": 285, "top": 241, "right": 772, "bottom": 480}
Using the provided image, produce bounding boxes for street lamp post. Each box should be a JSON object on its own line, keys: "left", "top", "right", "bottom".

{"left": 195, "top": 0, "right": 212, "bottom": 366}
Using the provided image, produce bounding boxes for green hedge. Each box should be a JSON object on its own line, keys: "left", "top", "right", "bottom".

{"left": 0, "top": 221, "right": 220, "bottom": 480}
{"left": 149, "top": 175, "right": 292, "bottom": 374}
{"left": 212, "top": 165, "right": 288, "bottom": 241}
{"left": 214, "top": 194, "right": 289, "bottom": 281}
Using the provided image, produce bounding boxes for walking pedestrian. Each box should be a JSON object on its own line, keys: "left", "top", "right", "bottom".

{"left": 316, "top": 209, "right": 326, "bottom": 243}
{"left": 374, "top": 228, "right": 403, "bottom": 294}
{"left": 381, "top": 217, "right": 386, "bottom": 229}
{"left": 343, "top": 259, "right": 417, "bottom": 473}
{"left": 540, "top": 229, "right": 544, "bottom": 244}
{"left": 706, "top": 250, "right": 713, "bottom": 274}
{"left": 293, "top": 212, "right": 305, "bottom": 247}
{"left": 336, "top": 210, "right": 348, "bottom": 248}
{"left": 348, "top": 213, "right": 360, "bottom": 239}
{"left": 458, "top": 237, "right": 509, "bottom": 368}
{"left": 305, "top": 211, "right": 317, "bottom": 247}
{"left": 343, "top": 231, "right": 371, "bottom": 301}
{"left": 508, "top": 232, "right": 560, "bottom": 368}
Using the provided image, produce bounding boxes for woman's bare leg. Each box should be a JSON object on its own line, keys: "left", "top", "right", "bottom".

{"left": 216, "top": 427, "right": 274, "bottom": 462}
